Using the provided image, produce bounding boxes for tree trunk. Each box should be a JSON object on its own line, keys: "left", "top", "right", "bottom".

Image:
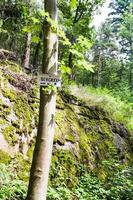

{"left": 68, "top": 51, "right": 75, "bottom": 80}
{"left": 33, "top": 41, "right": 40, "bottom": 69}
{"left": 25, "top": 0, "right": 58, "bottom": 200}
{"left": 33, "top": 32, "right": 42, "bottom": 69}
{"left": 22, "top": 5, "right": 32, "bottom": 69}
{"left": 97, "top": 52, "right": 102, "bottom": 87}
{"left": 68, "top": 51, "right": 73, "bottom": 69}
{"left": 22, "top": 32, "right": 31, "bottom": 69}
{"left": 68, "top": 36, "right": 75, "bottom": 80}
{"left": 129, "top": 41, "right": 133, "bottom": 92}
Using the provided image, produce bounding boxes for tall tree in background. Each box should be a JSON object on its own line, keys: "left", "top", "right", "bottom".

{"left": 91, "top": 21, "right": 119, "bottom": 88}
{"left": 22, "top": 3, "right": 32, "bottom": 69}
{"left": 119, "top": 4, "right": 133, "bottom": 92}
{"left": 26, "top": 0, "right": 58, "bottom": 199}
{"left": 88, "top": 0, "right": 133, "bottom": 101}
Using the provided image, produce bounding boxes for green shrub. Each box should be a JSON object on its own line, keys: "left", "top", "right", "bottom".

{"left": 47, "top": 186, "right": 72, "bottom": 200}
{"left": 105, "top": 166, "right": 133, "bottom": 200}
{"left": 0, "top": 161, "right": 133, "bottom": 200}
{"left": 0, "top": 163, "right": 27, "bottom": 200}
{"left": 75, "top": 162, "right": 133, "bottom": 200}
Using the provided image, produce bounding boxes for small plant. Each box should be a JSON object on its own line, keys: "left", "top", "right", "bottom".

{"left": 0, "top": 163, "right": 27, "bottom": 200}
{"left": 47, "top": 186, "right": 72, "bottom": 200}
{"left": 74, "top": 163, "right": 133, "bottom": 200}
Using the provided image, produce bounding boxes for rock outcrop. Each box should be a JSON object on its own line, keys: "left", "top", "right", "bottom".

{"left": 0, "top": 60, "right": 133, "bottom": 185}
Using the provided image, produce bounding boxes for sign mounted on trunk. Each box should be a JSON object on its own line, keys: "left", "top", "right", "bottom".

{"left": 39, "top": 74, "right": 61, "bottom": 87}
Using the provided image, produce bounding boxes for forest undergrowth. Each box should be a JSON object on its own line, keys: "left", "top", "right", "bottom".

{"left": 0, "top": 84, "right": 133, "bottom": 200}
{"left": 0, "top": 160, "right": 133, "bottom": 200}
{"left": 70, "top": 85, "right": 133, "bottom": 132}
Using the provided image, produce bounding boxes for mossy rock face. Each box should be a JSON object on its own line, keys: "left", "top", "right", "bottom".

{"left": 50, "top": 150, "right": 79, "bottom": 188}
{"left": 0, "top": 61, "right": 133, "bottom": 188}
{"left": 0, "top": 150, "right": 11, "bottom": 164}
{"left": 0, "top": 50, "right": 17, "bottom": 62}
{"left": 3, "top": 125, "right": 17, "bottom": 146}
{"left": 51, "top": 92, "right": 133, "bottom": 185}
{"left": 54, "top": 92, "right": 133, "bottom": 171}
{"left": 3, "top": 86, "right": 15, "bottom": 101}
{"left": 0, "top": 61, "right": 38, "bottom": 156}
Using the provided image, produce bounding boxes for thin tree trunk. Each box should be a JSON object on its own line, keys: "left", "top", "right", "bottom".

{"left": 82, "top": 70, "right": 85, "bottom": 86}
{"left": 68, "top": 51, "right": 75, "bottom": 80}
{"left": 129, "top": 41, "right": 133, "bottom": 92}
{"left": 97, "top": 52, "right": 101, "bottom": 87}
{"left": 22, "top": 5, "right": 32, "bottom": 69}
{"left": 33, "top": 41, "right": 40, "bottom": 68}
{"left": 118, "top": 60, "right": 123, "bottom": 81}
{"left": 26, "top": 0, "right": 58, "bottom": 200}
{"left": 68, "top": 38, "right": 75, "bottom": 80}
{"left": 33, "top": 32, "right": 42, "bottom": 68}
{"left": 68, "top": 51, "right": 73, "bottom": 69}
{"left": 22, "top": 32, "right": 31, "bottom": 69}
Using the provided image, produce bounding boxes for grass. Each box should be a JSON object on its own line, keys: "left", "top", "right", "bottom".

{"left": 70, "top": 85, "right": 133, "bottom": 132}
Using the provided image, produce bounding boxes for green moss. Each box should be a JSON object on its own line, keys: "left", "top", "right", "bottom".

{"left": 14, "top": 95, "right": 31, "bottom": 125}
{"left": 0, "top": 60, "right": 21, "bottom": 73}
{"left": 65, "top": 132, "right": 75, "bottom": 142}
{"left": 15, "top": 154, "right": 30, "bottom": 181}
{"left": 27, "top": 145, "right": 34, "bottom": 161}
{"left": 0, "top": 150, "right": 11, "bottom": 164}
{"left": 30, "top": 101, "right": 39, "bottom": 110}
{"left": 99, "top": 120, "right": 113, "bottom": 137}
{"left": 50, "top": 150, "right": 79, "bottom": 188}
{"left": 97, "top": 140, "right": 116, "bottom": 161}
{"left": 3, "top": 87, "right": 15, "bottom": 101}
{"left": 56, "top": 95, "right": 64, "bottom": 105}
{"left": 55, "top": 110, "right": 67, "bottom": 144}
{"left": 54, "top": 127, "right": 65, "bottom": 144}
{"left": 3, "top": 125, "right": 17, "bottom": 145}
{"left": 124, "top": 152, "right": 133, "bottom": 163}
{"left": 55, "top": 103, "right": 81, "bottom": 145}
{"left": 31, "top": 85, "right": 39, "bottom": 97}
{"left": 0, "top": 101, "right": 11, "bottom": 117}
{"left": 5, "top": 73, "right": 15, "bottom": 83}
{"left": 0, "top": 119, "right": 7, "bottom": 126}
{"left": 79, "top": 132, "right": 96, "bottom": 167}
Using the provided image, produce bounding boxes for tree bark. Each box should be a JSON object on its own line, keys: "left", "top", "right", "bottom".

{"left": 22, "top": 32, "right": 31, "bottom": 68}
{"left": 129, "top": 41, "right": 133, "bottom": 92}
{"left": 97, "top": 51, "right": 102, "bottom": 87}
{"left": 22, "top": 5, "right": 32, "bottom": 69}
{"left": 33, "top": 41, "right": 40, "bottom": 69}
{"left": 25, "top": 0, "right": 58, "bottom": 200}
{"left": 33, "top": 32, "right": 42, "bottom": 69}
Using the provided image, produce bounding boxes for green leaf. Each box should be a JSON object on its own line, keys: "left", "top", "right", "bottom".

{"left": 22, "top": 26, "right": 31, "bottom": 33}
{"left": 70, "top": 49, "right": 84, "bottom": 58}
{"left": 70, "top": 0, "right": 77, "bottom": 9}
{"left": 39, "top": 10, "right": 49, "bottom": 18}
{"left": 84, "top": 63, "right": 94, "bottom": 72}
{"left": 33, "top": 24, "right": 41, "bottom": 32}
{"left": 32, "top": 36, "right": 40, "bottom": 43}
{"left": 58, "top": 29, "right": 71, "bottom": 46}
{"left": 31, "top": 17, "right": 40, "bottom": 24}
{"left": 76, "top": 60, "right": 94, "bottom": 72}
{"left": 59, "top": 65, "right": 71, "bottom": 74}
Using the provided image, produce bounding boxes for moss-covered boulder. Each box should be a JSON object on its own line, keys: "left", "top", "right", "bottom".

{"left": 0, "top": 60, "right": 133, "bottom": 188}
{"left": 0, "top": 60, "right": 38, "bottom": 159}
